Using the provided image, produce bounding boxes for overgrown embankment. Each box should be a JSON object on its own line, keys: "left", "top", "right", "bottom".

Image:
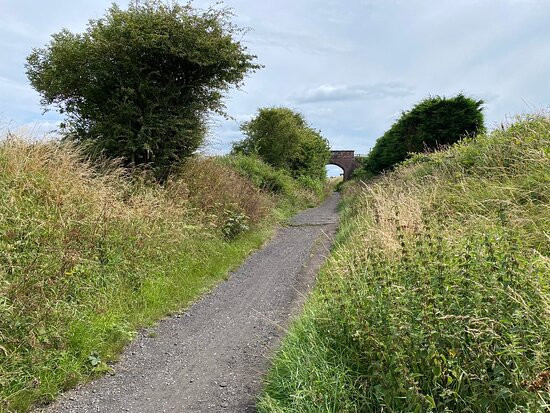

{"left": 0, "top": 138, "right": 326, "bottom": 412}
{"left": 259, "top": 115, "right": 550, "bottom": 412}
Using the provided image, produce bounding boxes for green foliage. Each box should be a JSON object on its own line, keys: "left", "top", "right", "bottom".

{"left": 295, "top": 175, "right": 325, "bottom": 196}
{"left": 232, "top": 107, "right": 331, "bottom": 180}
{"left": 259, "top": 115, "right": 550, "bottom": 412}
{"left": 222, "top": 208, "right": 249, "bottom": 240}
{"left": 220, "top": 154, "right": 330, "bottom": 213}
{"left": 360, "top": 94, "right": 485, "bottom": 176}
{"left": 26, "top": 1, "right": 260, "bottom": 178}
{"left": 177, "top": 156, "right": 272, "bottom": 227}
{"left": 221, "top": 154, "right": 295, "bottom": 195}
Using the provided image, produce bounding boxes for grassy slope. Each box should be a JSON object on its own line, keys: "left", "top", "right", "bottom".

{"left": 259, "top": 115, "right": 550, "bottom": 412}
{"left": 0, "top": 140, "right": 324, "bottom": 412}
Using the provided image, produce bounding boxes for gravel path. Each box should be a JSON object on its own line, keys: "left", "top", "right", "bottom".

{"left": 41, "top": 193, "right": 340, "bottom": 413}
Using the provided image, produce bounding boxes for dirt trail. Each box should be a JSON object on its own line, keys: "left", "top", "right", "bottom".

{"left": 42, "top": 193, "right": 340, "bottom": 413}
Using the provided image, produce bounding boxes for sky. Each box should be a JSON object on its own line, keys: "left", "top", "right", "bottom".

{"left": 1, "top": 0, "right": 550, "bottom": 170}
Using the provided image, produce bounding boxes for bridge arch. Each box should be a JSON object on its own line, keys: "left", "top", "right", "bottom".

{"left": 326, "top": 163, "right": 345, "bottom": 178}
{"left": 329, "top": 150, "right": 360, "bottom": 180}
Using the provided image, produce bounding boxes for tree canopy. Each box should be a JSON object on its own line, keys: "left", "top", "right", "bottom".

{"left": 232, "top": 107, "right": 330, "bottom": 180}
{"left": 26, "top": 1, "right": 260, "bottom": 177}
{"left": 361, "top": 94, "right": 485, "bottom": 176}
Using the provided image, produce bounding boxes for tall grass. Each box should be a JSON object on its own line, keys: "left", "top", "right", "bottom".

{"left": 220, "top": 154, "right": 329, "bottom": 213}
{"left": 259, "top": 115, "right": 550, "bottom": 412}
{"left": 0, "top": 137, "right": 323, "bottom": 412}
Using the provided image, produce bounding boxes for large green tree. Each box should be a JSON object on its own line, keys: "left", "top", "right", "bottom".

{"left": 361, "top": 94, "right": 484, "bottom": 176}
{"left": 26, "top": 1, "right": 260, "bottom": 177}
{"left": 233, "top": 107, "right": 330, "bottom": 180}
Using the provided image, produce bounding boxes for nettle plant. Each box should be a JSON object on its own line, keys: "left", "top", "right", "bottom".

{"left": 222, "top": 208, "right": 249, "bottom": 240}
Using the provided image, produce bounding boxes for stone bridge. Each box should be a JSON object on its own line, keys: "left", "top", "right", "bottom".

{"left": 328, "top": 150, "right": 361, "bottom": 180}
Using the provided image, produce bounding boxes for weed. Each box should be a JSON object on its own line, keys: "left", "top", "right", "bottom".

{"left": 222, "top": 209, "right": 250, "bottom": 240}
{"left": 259, "top": 114, "right": 550, "bottom": 412}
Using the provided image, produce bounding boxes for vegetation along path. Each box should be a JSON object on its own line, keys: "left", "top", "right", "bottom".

{"left": 40, "top": 194, "right": 340, "bottom": 413}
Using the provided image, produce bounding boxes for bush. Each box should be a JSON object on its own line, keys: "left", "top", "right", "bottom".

{"left": 220, "top": 154, "right": 329, "bottom": 212}
{"left": 26, "top": 1, "right": 259, "bottom": 178}
{"left": 222, "top": 209, "right": 249, "bottom": 240}
{"left": 259, "top": 115, "right": 550, "bottom": 412}
{"left": 232, "top": 107, "right": 330, "bottom": 180}
{"left": 221, "top": 154, "right": 295, "bottom": 195}
{"left": 178, "top": 157, "right": 272, "bottom": 228}
{"left": 361, "top": 94, "right": 485, "bottom": 176}
{"left": 295, "top": 175, "right": 325, "bottom": 199}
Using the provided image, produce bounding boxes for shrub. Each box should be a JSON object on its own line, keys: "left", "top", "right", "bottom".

{"left": 232, "top": 107, "right": 330, "bottom": 180}
{"left": 220, "top": 154, "right": 329, "bottom": 212}
{"left": 220, "top": 154, "right": 295, "bottom": 195}
{"left": 222, "top": 208, "right": 249, "bottom": 240}
{"left": 295, "top": 175, "right": 325, "bottom": 199}
{"left": 26, "top": 1, "right": 260, "bottom": 178}
{"left": 259, "top": 115, "right": 550, "bottom": 412}
{"left": 178, "top": 157, "right": 272, "bottom": 228}
{"left": 361, "top": 94, "right": 485, "bottom": 176}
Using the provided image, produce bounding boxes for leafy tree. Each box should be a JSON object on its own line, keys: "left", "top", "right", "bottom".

{"left": 233, "top": 107, "right": 330, "bottom": 180}
{"left": 361, "top": 94, "right": 484, "bottom": 176}
{"left": 26, "top": 1, "right": 260, "bottom": 177}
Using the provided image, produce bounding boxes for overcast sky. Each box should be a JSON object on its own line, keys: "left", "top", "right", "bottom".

{"left": 1, "top": 0, "right": 549, "bottom": 158}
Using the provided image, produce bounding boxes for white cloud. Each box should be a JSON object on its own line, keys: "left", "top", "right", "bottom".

{"left": 0, "top": 120, "right": 61, "bottom": 140}
{"left": 2, "top": 0, "right": 550, "bottom": 151}
{"left": 292, "top": 82, "right": 414, "bottom": 104}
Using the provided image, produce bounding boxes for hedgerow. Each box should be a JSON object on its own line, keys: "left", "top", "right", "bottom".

{"left": 359, "top": 94, "right": 484, "bottom": 177}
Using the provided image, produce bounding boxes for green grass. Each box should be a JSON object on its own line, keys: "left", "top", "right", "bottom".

{"left": 220, "top": 154, "right": 332, "bottom": 212}
{"left": 259, "top": 114, "right": 550, "bottom": 412}
{"left": 0, "top": 139, "right": 325, "bottom": 412}
{"left": 2, "top": 229, "right": 270, "bottom": 412}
